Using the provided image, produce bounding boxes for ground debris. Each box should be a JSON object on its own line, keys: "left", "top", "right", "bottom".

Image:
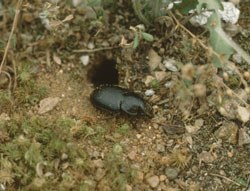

{"left": 38, "top": 97, "right": 61, "bottom": 114}
{"left": 146, "top": 175, "right": 160, "bottom": 188}
{"left": 214, "top": 121, "right": 238, "bottom": 144}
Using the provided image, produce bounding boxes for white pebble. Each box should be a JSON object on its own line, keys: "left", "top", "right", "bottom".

{"left": 80, "top": 55, "right": 90, "bottom": 66}
{"left": 163, "top": 59, "right": 178, "bottom": 72}
{"left": 87, "top": 42, "right": 95, "bottom": 49}
{"left": 136, "top": 134, "right": 142, "bottom": 139}
{"left": 219, "top": 2, "right": 240, "bottom": 24}
{"left": 164, "top": 81, "right": 172, "bottom": 88}
{"left": 145, "top": 89, "right": 155, "bottom": 96}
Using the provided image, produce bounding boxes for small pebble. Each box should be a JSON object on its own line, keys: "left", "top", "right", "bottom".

{"left": 160, "top": 175, "right": 167, "bottom": 181}
{"left": 163, "top": 59, "right": 178, "bottom": 72}
{"left": 136, "top": 171, "right": 144, "bottom": 181}
{"left": 165, "top": 167, "right": 180, "bottom": 180}
{"left": 95, "top": 168, "right": 106, "bottom": 181}
{"left": 136, "top": 134, "right": 142, "bottom": 139}
{"left": 156, "top": 144, "right": 165, "bottom": 153}
{"left": 80, "top": 55, "right": 90, "bottom": 66}
{"left": 126, "top": 184, "right": 132, "bottom": 191}
{"left": 87, "top": 42, "right": 95, "bottom": 49}
{"left": 214, "top": 121, "right": 238, "bottom": 144}
{"left": 0, "top": 184, "right": 5, "bottom": 191}
{"left": 146, "top": 175, "right": 160, "bottom": 188}
{"left": 128, "top": 150, "right": 137, "bottom": 161}
{"left": 164, "top": 81, "right": 172, "bottom": 88}
{"left": 145, "top": 89, "right": 155, "bottom": 96}
{"left": 93, "top": 159, "right": 104, "bottom": 168}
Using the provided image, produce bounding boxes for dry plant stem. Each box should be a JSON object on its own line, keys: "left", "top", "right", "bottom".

{"left": 218, "top": 77, "right": 249, "bottom": 107}
{"left": 169, "top": 11, "right": 248, "bottom": 88}
{"left": 12, "top": 59, "right": 17, "bottom": 90}
{"left": 169, "top": 11, "right": 250, "bottom": 65}
{"left": 2, "top": 71, "right": 12, "bottom": 89}
{"left": 209, "top": 173, "right": 242, "bottom": 187}
{"left": 0, "top": 0, "right": 23, "bottom": 74}
{"left": 168, "top": 11, "right": 249, "bottom": 107}
{"left": 168, "top": 11, "right": 209, "bottom": 51}
{"left": 73, "top": 46, "right": 120, "bottom": 53}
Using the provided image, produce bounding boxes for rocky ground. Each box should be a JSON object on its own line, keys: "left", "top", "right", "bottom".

{"left": 0, "top": 0, "right": 250, "bottom": 191}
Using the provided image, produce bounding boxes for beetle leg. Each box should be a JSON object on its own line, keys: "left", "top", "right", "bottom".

{"left": 142, "top": 103, "right": 154, "bottom": 118}
{"left": 120, "top": 101, "right": 138, "bottom": 116}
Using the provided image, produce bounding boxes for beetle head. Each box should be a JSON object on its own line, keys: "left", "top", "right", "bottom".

{"left": 122, "top": 101, "right": 153, "bottom": 118}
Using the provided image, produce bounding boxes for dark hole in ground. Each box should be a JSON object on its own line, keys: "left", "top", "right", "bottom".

{"left": 88, "top": 58, "right": 119, "bottom": 86}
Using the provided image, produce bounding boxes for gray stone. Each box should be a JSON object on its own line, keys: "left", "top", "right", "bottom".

{"left": 165, "top": 167, "right": 180, "bottom": 180}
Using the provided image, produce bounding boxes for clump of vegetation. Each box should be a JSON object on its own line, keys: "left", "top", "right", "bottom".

{"left": 116, "top": 123, "right": 132, "bottom": 136}
{"left": 0, "top": 0, "right": 249, "bottom": 190}
{"left": 0, "top": 60, "right": 47, "bottom": 114}
{"left": 14, "top": 62, "right": 47, "bottom": 106}
{"left": 169, "top": 148, "right": 192, "bottom": 169}
{"left": 0, "top": 117, "right": 94, "bottom": 190}
{"left": 0, "top": 90, "right": 13, "bottom": 113}
{"left": 102, "top": 144, "right": 135, "bottom": 191}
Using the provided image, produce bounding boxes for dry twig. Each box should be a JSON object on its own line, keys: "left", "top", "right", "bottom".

{"left": 167, "top": 11, "right": 249, "bottom": 107}
{"left": 209, "top": 173, "right": 242, "bottom": 187}
{"left": 0, "top": 0, "right": 23, "bottom": 74}
{"left": 73, "top": 46, "right": 120, "bottom": 53}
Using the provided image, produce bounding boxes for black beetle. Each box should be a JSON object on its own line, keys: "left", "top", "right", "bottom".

{"left": 90, "top": 85, "right": 153, "bottom": 117}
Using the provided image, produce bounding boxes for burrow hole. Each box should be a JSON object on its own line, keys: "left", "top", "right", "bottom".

{"left": 87, "top": 58, "right": 119, "bottom": 86}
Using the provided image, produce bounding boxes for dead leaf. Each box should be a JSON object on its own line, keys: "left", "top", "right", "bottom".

{"left": 38, "top": 97, "right": 61, "bottom": 114}
{"left": 0, "top": 113, "right": 10, "bottom": 121}
{"left": 214, "top": 121, "right": 238, "bottom": 144}
{"left": 119, "top": 35, "right": 133, "bottom": 47}
{"left": 161, "top": 125, "right": 185, "bottom": 135}
{"left": 148, "top": 49, "right": 161, "bottom": 71}
{"left": 163, "top": 58, "right": 178, "bottom": 72}
{"left": 62, "top": 14, "right": 74, "bottom": 22}
{"left": 154, "top": 71, "right": 167, "bottom": 82}
{"left": 144, "top": 75, "right": 155, "bottom": 87}
{"left": 185, "top": 135, "right": 193, "bottom": 147}
{"left": 53, "top": 53, "right": 62, "bottom": 65}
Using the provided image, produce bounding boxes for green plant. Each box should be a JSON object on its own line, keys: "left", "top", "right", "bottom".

{"left": 132, "top": 0, "right": 250, "bottom": 67}
{"left": 12, "top": 62, "right": 47, "bottom": 106}
{"left": 0, "top": 116, "right": 92, "bottom": 190}
{"left": 149, "top": 79, "right": 160, "bottom": 90}
{"left": 0, "top": 90, "right": 13, "bottom": 113}
{"left": 103, "top": 144, "right": 134, "bottom": 191}
{"left": 132, "top": 0, "right": 169, "bottom": 25}
{"left": 130, "top": 24, "right": 154, "bottom": 49}
{"left": 178, "top": 0, "right": 250, "bottom": 67}
{"left": 116, "top": 123, "right": 131, "bottom": 136}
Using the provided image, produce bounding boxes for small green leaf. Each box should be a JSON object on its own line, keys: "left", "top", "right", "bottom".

{"left": 133, "top": 33, "right": 139, "bottom": 49}
{"left": 150, "top": 79, "right": 160, "bottom": 90}
{"left": 113, "top": 144, "right": 123, "bottom": 155}
{"left": 24, "top": 142, "right": 43, "bottom": 167}
{"left": 206, "top": 12, "right": 234, "bottom": 67}
{"left": 141, "top": 32, "right": 154, "bottom": 42}
{"left": 183, "top": 79, "right": 193, "bottom": 87}
{"left": 234, "top": 177, "right": 248, "bottom": 187}
{"left": 117, "top": 123, "right": 131, "bottom": 135}
{"left": 174, "top": 0, "right": 198, "bottom": 14}
{"left": 87, "top": 0, "right": 101, "bottom": 7}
